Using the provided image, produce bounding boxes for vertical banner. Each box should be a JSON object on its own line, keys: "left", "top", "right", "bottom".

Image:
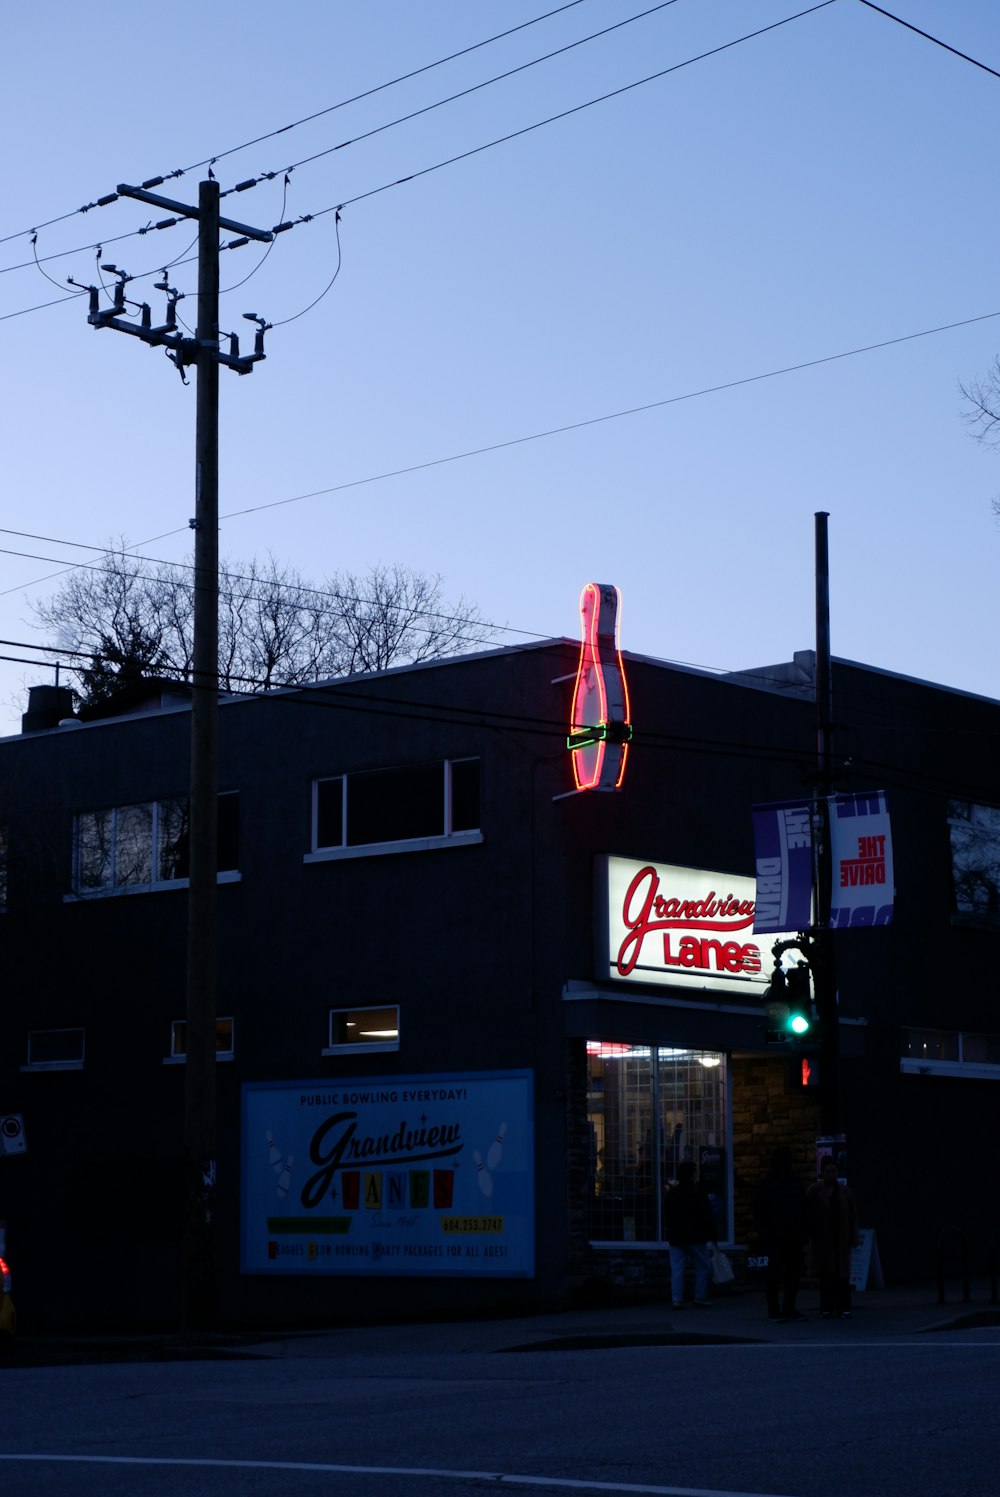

{"left": 751, "top": 801, "right": 814, "bottom": 933}
{"left": 829, "top": 791, "right": 893, "bottom": 928}
{"left": 241, "top": 1070, "right": 534, "bottom": 1277}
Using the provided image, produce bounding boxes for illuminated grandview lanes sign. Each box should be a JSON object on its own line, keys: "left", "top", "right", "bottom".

{"left": 598, "top": 856, "right": 793, "bottom": 994}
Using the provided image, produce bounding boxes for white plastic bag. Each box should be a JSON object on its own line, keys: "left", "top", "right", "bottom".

{"left": 711, "top": 1246, "right": 734, "bottom": 1286}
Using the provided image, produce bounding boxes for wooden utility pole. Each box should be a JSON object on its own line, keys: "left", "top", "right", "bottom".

{"left": 182, "top": 177, "right": 223, "bottom": 1332}
{"left": 89, "top": 180, "right": 272, "bottom": 1331}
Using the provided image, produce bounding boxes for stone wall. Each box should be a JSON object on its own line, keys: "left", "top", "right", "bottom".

{"left": 731, "top": 1053, "right": 822, "bottom": 1245}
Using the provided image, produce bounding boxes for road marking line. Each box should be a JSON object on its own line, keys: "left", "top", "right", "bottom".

{"left": 0, "top": 1453, "right": 797, "bottom": 1497}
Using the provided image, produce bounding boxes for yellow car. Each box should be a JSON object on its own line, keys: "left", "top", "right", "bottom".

{"left": 0, "top": 1256, "right": 15, "bottom": 1341}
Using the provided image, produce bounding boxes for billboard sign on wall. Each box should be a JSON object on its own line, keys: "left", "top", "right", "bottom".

{"left": 241, "top": 1070, "right": 534, "bottom": 1277}
{"left": 598, "top": 856, "right": 793, "bottom": 996}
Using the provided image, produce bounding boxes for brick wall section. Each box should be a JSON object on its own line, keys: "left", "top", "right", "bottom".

{"left": 566, "top": 1038, "right": 594, "bottom": 1281}
{"left": 731, "top": 1053, "right": 822, "bottom": 1244}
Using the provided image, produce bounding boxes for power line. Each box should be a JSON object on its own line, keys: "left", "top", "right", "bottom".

{"left": 175, "top": 0, "right": 594, "bottom": 179}
{"left": 240, "top": 0, "right": 682, "bottom": 190}
{"left": 284, "top": 1, "right": 839, "bottom": 222}
{"left": 0, "top": 0, "right": 592, "bottom": 253}
{"left": 215, "top": 306, "right": 1000, "bottom": 520}
{"left": 0, "top": 543, "right": 522, "bottom": 648}
{"left": 1, "top": 0, "right": 833, "bottom": 317}
{"left": 10, "top": 630, "right": 998, "bottom": 804}
{"left": 855, "top": 0, "right": 1000, "bottom": 83}
{"left": 0, "top": 300, "right": 997, "bottom": 602}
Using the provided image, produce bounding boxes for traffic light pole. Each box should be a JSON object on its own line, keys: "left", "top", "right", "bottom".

{"left": 813, "top": 511, "right": 841, "bottom": 1136}
{"left": 88, "top": 180, "right": 272, "bottom": 1331}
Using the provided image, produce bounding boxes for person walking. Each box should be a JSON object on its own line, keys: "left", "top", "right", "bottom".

{"left": 806, "top": 1156, "right": 861, "bottom": 1318}
{"left": 663, "top": 1159, "right": 718, "bottom": 1309}
{"left": 753, "top": 1146, "right": 807, "bottom": 1323}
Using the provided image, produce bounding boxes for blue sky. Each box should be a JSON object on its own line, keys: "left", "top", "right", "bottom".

{"left": 2, "top": 0, "right": 999, "bottom": 734}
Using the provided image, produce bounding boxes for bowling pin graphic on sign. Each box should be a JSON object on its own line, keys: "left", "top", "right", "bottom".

{"left": 473, "top": 1122, "right": 509, "bottom": 1198}
{"left": 266, "top": 1130, "right": 294, "bottom": 1199}
{"left": 487, "top": 1122, "right": 507, "bottom": 1171}
{"left": 473, "top": 1150, "right": 493, "bottom": 1199}
{"left": 568, "top": 584, "right": 631, "bottom": 792}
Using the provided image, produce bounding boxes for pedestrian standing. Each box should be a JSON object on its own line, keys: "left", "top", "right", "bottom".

{"left": 806, "top": 1157, "right": 861, "bottom": 1318}
{"left": 753, "top": 1146, "right": 807, "bottom": 1322}
{"left": 663, "top": 1159, "right": 718, "bottom": 1309}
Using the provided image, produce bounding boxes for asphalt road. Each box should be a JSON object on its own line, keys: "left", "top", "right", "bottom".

{"left": 3, "top": 1331, "right": 1000, "bottom": 1497}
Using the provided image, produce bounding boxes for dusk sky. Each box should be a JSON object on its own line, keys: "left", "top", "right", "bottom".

{"left": 3, "top": 0, "right": 999, "bottom": 734}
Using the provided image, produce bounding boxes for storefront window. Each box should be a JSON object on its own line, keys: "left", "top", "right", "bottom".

{"left": 586, "top": 1042, "right": 728, "bottom": 1244}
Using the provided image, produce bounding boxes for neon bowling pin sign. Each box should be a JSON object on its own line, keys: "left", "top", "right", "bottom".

{"left": 567, "top": 583, "right": 632, "bottom": 791}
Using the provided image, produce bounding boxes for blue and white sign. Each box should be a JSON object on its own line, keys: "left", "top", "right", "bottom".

{"left": 241, "top": 1070, "right": 534, "bottom": 1277}
{"left": 829, "top": 791, "right": 893, "bottom": 928}
{"left": 752, "top": 802, "right": 814, "bottom": 934}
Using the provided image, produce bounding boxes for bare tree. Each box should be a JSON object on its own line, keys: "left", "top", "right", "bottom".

{"left": 960, "top": 358, "right": 1000, "bottom": 449}
{"left": 959, "top": 360, "right": 1000, "bottom": 522}
{"left": 32, "top": 544, "right": 496, "bottom": 705}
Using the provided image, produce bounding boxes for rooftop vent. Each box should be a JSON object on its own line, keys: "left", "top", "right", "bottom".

{"left": 21, "top": 685, "right": 76, "bottom": 734}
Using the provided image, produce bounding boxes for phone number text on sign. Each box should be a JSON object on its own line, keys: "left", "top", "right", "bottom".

{"left": 442, "top": 1216, "right": 505, "bottom": 1234}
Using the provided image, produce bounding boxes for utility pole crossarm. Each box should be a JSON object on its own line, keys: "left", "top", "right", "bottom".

{"left": 117, "top": 184, "right": 274, "bottom": 242}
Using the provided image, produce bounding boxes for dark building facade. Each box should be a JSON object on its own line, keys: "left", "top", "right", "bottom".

{"left": 1, "top": 639, "right": 998, "bottom": 1330}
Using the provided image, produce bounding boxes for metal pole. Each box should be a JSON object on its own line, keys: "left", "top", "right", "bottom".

{"left": 181, "top": 178, "right": 220, "bottom": 1333}
{"left": 813, "top": 512, "right": 840, "bottom": 1135}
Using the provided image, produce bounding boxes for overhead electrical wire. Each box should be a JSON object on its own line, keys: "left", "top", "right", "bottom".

{"left": 4, "top": 0, "right": 995, "bottom": 318}
{"left": 0, "top": 299, "right": 998, "bottom": 601}
{"left": 8, "top": 628, "right": 997, "bottom": 805}
{"left": 0, "top": 543, "right": 519, "bottom": 647}
{"left": 237, "top": 0, "right": 683, "bottom": 186}
{"left": 2, "top": 0, "right": 832, "bottom": 314}
{"left": 0, "top": 0, "right": 592, "bottom": 251}
{"left": 855, "top": 0, "right": 1000, "bottom": 82}
{"left": 172, "top": 0, "right": 596, "bottom": 179}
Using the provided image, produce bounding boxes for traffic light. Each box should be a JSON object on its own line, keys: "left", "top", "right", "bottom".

{"left": 762, "top": 942, "right": 818, "bottom": 1047}
{"left": 784, "top": 962, "right": 813, "bottom": 1039}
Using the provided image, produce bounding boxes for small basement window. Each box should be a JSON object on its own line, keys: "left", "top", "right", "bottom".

{"left": 324, "top": 1005, "right": 400, "bottom": 1055}
{"left": 166, "top": 1017, "right": 235, "bottom": 1063}
{"left": 23, "top": 1028, "right": 85, "bottom": 1070}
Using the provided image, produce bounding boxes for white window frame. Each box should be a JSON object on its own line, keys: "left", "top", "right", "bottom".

{"left": 166, "top": 1017, "right": 239, "bottom": 1065}
{"left": 900, "top": 1026, "right": 1000, "bottom": 1081}
{"left": 323, "top": 1004, "right": 401, "bottom": 1055}
{"left": 306, "top": 758, "right": 482, "bottom": 863}
{"left": 68, "top": 794, "right": 241, "bottom": 899}
{"left": 22, "top": 1027, "right": 85, "bottom": 1071}
{"left": 164, "top": 1017, "right": 236, "bottom": 1065}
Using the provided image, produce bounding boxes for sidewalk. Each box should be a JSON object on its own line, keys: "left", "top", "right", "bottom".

{"left": 247, "top": 1275, "right": 1000, "bottom": 1359}
{"left": 4, "top": 1278, "right": 998, "bottom": 1368}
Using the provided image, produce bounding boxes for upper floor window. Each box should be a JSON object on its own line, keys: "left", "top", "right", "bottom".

{"left": 309, "top": 758, "right": 481, "bottom": 860}
{"left": 948, "top": 801, "right": 1000, "bottom": 928}
{"left": 73, "top": 793, "right": 239, "bottom": 896}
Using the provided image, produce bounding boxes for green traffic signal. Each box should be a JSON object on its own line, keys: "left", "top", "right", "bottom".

{"left": 784, "top": 961, "right": 813, "bottom": 1036}
{"left": 763, "top": 947, "right": 817, "bottom": 1045}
